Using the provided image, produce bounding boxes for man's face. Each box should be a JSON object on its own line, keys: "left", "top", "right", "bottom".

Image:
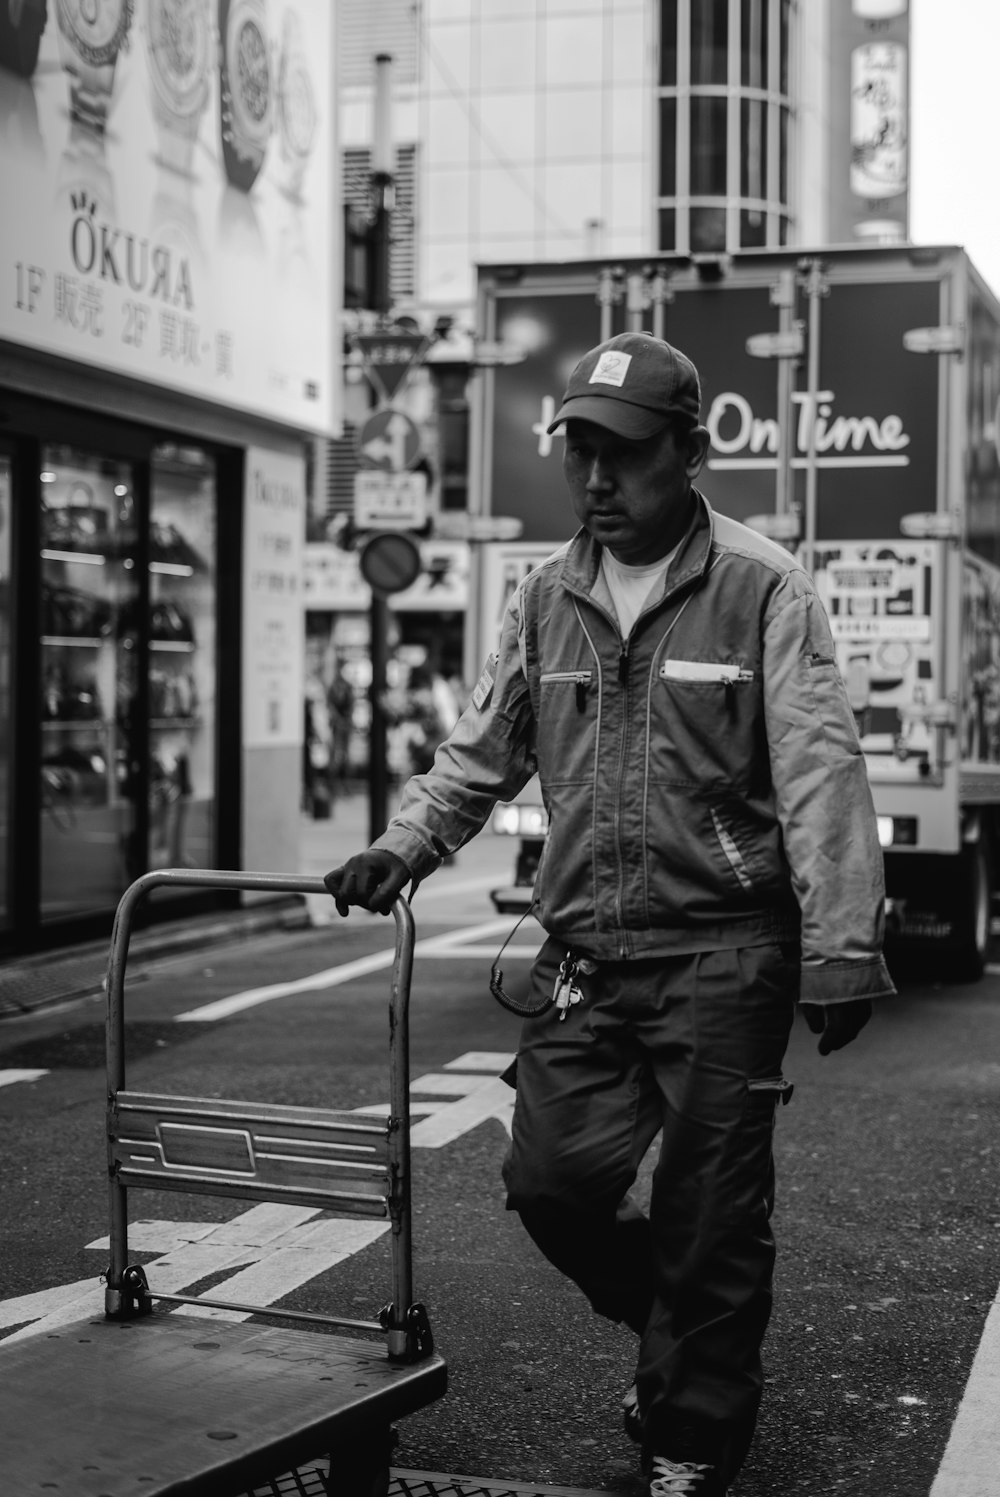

{"left": 562, "top": 418, "right": 709, "bottom": 565}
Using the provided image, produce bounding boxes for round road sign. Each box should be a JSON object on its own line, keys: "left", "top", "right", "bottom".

{"left": 359, "top": 531, "right": 422, "bottom": 595}
{"left": 357, "top": 409, "right": 423, "bottom": 472}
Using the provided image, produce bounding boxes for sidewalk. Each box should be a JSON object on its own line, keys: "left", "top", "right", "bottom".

{"left": 0, "top": 789, "right": 516, "bottom": 1020}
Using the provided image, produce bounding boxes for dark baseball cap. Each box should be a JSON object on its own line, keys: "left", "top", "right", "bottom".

{"left": 546, "top": 332, "right": 702, "bottom": 440}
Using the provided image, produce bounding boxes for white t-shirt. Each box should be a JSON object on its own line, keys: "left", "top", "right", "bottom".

{"left": 600, "top": 542, "right": 681, "bottom": 637}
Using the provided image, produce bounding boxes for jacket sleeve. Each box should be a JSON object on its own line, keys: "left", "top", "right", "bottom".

{"left": 370, "top": 591, "right": 537, "bottom": 882}
{"left": 762, "top": 577, "right": 896, "bottom": 1005}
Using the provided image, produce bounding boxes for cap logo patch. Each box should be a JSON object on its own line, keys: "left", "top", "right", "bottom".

{"left": 589, "top": 350, "right": 632, "bottom": 388}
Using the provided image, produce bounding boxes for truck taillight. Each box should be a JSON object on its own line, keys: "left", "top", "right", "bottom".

{"left": 877, "top": 816, "right": 918, "bottom": 848}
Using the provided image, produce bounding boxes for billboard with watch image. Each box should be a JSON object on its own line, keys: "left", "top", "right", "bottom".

{"left": 0, "top": 0, "right": 339, "bottom": 435}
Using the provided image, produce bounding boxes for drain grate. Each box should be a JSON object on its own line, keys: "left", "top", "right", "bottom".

{"left": 0, "top": 957, "right": 106, "bottom": 1017}
{"left": 250, "top": 1468, "right": 610, "bottom": 1497}
{"left": 391, "top": 1475, "right": 611, "bottom": 1497}
{"left": 250, "top": 1468, "right": 330, "bottom": 1496}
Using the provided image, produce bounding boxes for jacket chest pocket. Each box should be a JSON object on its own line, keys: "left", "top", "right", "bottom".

{"left": 537, "top": 670, "right": 595, "bottom": 782}
{"left": 540, "top": 669, "right": 593, "bottom": 713}
{"left": 658, "top": 660, "right": 754, "bottom": 687}
{"left": 651, "top": 659, "right": 759, "bottom": 786}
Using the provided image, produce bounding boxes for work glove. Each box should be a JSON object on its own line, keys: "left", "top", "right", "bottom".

{"left": 324, "top": 850, "right": 412, "bottom": 917}
{"left": 802, "top": 998, "right": 872, "bottom": 1056}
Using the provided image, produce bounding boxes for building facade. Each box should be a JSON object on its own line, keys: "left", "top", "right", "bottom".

{"left": 311, "top": 0, "right": 911, "bottom": 740}
{"left": 373, "top": 0, "right": 909, "bottom": 314}
{"left": 0, "top": 1, "right": 339, "bottom": 951}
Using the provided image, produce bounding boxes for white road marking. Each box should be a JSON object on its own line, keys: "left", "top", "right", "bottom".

{"left": 172, "top": 1216, "right": 389, "bottom": 1323}
{"left": 0, "top": 1054, "right": 517, "bottom": 1342}
{"left": 175, "top": 916, "right": 521, "bottom": 1021}
{"left": 929, "top": 1287, "right": 1000, "bottom": 1496}
{"left": 0, "top": 1203, "right": 386, "bottom": 1343}
{"left": 445, "top": 1051, "right": 515, "bottom": 1071}
{"left": 357, "top": 1061, "right": 516, "bottom": 1148}
{"left": 0, "top": 1069, "right": 48, "bottom": 1088}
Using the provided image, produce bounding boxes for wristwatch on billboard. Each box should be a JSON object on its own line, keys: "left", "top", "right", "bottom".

{"left": 56, "top": 118, "right": 117, "bottom": 222}
{"left": 0, "top": 0, "right": 48, "bottom": 78}
{"left": 274, "top": 8, "right": 316, "bottom": 199}
{"left": 145, "top": 0, "right": 212, "bottom": 176}
{"left": 217, "top": 0, "right": 271, "bottom": 191}
{"left": 56, "top": 0, "right": 134, "bottom": 134}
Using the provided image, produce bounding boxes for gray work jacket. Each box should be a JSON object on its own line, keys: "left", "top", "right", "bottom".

{"left": 375, "top": 492, "right": 895, "bottom": 1005}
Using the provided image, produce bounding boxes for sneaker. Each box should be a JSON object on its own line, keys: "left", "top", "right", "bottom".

{"left": 622, "top": 1381, "right": 642, "bottom": 1443}
{"left": 647, "top": 1455, "right": 722, "bottom": 1496}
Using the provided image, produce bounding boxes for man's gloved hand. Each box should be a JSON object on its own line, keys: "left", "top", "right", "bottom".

{"left": 324, "top": 850, "right": 412, "bottom": 917}
{"left": 802, "top": 998, "right": 873, "bottom": 1056}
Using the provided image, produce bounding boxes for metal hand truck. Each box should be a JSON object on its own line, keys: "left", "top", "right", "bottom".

{"left": 0, "top": 870, "right": 446, "bottom": 1497}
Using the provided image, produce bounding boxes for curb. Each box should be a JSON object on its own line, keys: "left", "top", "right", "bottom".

{"left": 0, "top": 896, "right": 309, "bottom": 1020}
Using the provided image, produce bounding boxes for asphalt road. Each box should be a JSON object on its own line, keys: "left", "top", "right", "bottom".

{"left": 1, "top": 876, "right": 999, "bottom": 1497}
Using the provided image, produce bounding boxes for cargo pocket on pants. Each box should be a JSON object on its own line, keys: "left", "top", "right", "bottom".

{"left": 731, "top": 1075, "right": 794, "bottom": 1223}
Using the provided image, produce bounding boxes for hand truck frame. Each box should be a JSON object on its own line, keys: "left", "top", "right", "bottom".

{"left": 0, "top": 869, "right": 447, "bottom": 1497}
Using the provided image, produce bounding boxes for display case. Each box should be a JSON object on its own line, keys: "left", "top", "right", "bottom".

{"left": 39, "top": 449, "right": 139, "bottom": 920}
{"left": 37, "top": 443, "right": 219, "bottom": 922}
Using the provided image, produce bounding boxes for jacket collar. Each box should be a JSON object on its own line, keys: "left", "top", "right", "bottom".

{"left": 560, "top": 489, "right": 715, "bottom": 606}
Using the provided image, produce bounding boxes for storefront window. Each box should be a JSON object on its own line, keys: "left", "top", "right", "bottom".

{"left": 741, "top": 0, "right": 769, "bottom": 88}
{"left": 149, "top": 445, "right": 218, "bottom": 878}
{"left": 659, "top": 0, "right": 678, "bottom": 85}
{"left": 690, "top": 204, "right": 728, "bottom": 253}
{"left": 690, "top": 96, "right": 728, "bottom": 196}
{"left": 691, "top": 0, "right": 728, "bottom": 85}
{"left": 658, "top": 97, "right": 677, "bottom": 196}
{"left": 0, "top": 458, "right": 10, "bottom": 929}
{"left": 39, "top": 447, "right": 139, "bottom": 921}
{"left": 658, "top": 207, "right": 677, "bottom": 252}
{"left": 741, "top": 97, "right": 768, "bottom": 201}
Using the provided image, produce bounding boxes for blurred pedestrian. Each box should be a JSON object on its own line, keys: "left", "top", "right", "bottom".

{"left": 303, "top": 674, "right": 332, "bottom": 818}
{"left": 326, "top": 655, "right": 354, "bottom": 803}
{"left": 324, "top": 332, "right": 894, "bottom": 1496}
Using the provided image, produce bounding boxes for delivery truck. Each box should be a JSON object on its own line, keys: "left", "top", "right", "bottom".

{"left": 469, "top": 245, "right": 1000, "bottom": 978}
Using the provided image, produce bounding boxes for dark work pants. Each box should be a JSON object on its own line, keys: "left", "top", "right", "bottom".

{"left": 502, "top": 937, "right": 797, "bottom": 1482}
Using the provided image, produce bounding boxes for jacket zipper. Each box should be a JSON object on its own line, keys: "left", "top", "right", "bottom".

{"left": 615, "top": 639, "right": 631, "bottom": 956}
{"left": 541, "top": 669, "right": 592, "bottom": 711}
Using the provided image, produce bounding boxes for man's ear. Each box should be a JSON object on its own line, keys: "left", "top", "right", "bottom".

{"left": 685, "top": 426, "right": 711, "bottom": 479}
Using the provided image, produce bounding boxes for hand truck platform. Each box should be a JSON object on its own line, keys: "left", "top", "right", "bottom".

{"left": 0, "top": 870, "right": 446, "bottom": 1497}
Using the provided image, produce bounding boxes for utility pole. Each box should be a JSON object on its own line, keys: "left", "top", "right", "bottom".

{"left": 368, "top": 52, "right": 393, "bottom": 843}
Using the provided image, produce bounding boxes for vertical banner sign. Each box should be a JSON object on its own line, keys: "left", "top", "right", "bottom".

{"left": 827, "top": 0, "right": 910, "bottom": 243}
{"left": 850, "top": 42, "right": 907, "bottom": 202}
{"left": 242, "top": 447, "right": 305, "bottom": 748}
{"left": 0, "top": 1, "right": 339, "bottom": 434}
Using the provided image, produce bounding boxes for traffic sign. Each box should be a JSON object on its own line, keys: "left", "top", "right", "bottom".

{"left": 352, "top": 330, "right": 431, "bottom": 402}
{"left": 354, "top": 470, "right": 428, "bottom": 530}
{"left": 470, "top": 341, "right": 527, "bottom": 367}
{"left": 357, "top": 408, "right": 423, "bottom": 472}
{"left": 359, "top": 531, "right": 423, "bottom": 594}
{"left": 746, "top": 328, "right": 805, "bottom": 359}
{"left": 433, "top": 512, "right": 524, "bottom": 542}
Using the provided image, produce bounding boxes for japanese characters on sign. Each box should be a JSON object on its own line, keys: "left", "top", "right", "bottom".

{"left": 243, "top": 447, "right": 305, "bottom": 748}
